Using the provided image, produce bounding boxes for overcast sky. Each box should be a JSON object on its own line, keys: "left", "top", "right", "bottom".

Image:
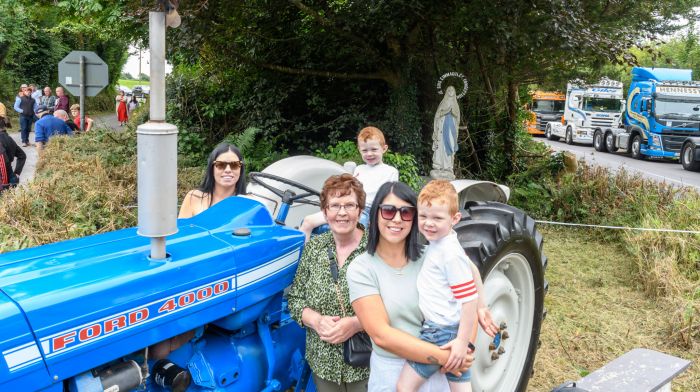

{"left": 122, "top": 46, "right": 172, "bottom": 78}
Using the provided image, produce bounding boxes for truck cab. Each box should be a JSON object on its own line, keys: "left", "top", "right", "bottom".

{"left": 526, "top": 91, "right": 565, "bottom": 136}
{"left": 546, "top": 78, "right": 624, "bottom": 145}
{"left": 609, "top": 67, "right": 700, "bottom": 160}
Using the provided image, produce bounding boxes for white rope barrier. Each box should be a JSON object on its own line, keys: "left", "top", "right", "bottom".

{"left": 535, "top": 220, "right": 700, "bottom": 235}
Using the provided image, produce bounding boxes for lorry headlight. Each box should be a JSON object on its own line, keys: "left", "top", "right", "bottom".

{"left": 651, "top": 134, "right": 662, "bottom": 147}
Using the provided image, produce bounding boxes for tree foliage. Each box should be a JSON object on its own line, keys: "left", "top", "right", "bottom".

{"left": 159, "top": 0, "right": 699, "bottom": 178}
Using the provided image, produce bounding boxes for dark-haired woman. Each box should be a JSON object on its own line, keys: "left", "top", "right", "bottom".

{"left": 150, "top": 143, "right": 247, "bottom": 360}
{"left": 347, "top": 181, "right": 471, "bottom": 391}
{"left": 178, "top": 142, "right": 247, "bottom": 218}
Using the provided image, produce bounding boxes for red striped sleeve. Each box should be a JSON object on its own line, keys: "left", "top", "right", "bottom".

{"left": 451, "top": 280, "right": 477, "bottom": 300}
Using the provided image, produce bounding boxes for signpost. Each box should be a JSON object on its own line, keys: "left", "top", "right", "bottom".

{"left": 58, "top": 51, "right": 109, "bottom": 131}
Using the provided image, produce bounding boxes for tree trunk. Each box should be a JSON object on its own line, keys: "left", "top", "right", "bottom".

{"left": 504, "top": 78, "right": 518, "bottom": 176}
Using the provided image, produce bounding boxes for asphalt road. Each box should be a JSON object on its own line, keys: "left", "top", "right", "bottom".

{"left": 538, "top": 136, "right": 700, "bottom": 191}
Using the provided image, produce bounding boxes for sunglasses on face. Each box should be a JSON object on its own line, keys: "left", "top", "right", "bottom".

{"left": 213, "top": 160, "right": 242, "bottom": 170}
{"left": 378, "top": 204, "right": 416, "bottom": 221}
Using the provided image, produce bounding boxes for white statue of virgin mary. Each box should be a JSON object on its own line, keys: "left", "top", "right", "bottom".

{"left": 431, "top": 86, "right": 460, "bottom": 179}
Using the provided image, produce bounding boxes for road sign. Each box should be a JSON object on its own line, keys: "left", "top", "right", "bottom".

{"left": 58, "top": 51, "right": 109, "bottom": 97}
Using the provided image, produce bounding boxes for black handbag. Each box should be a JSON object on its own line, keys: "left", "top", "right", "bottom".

{"left": 328, "top": 248, "right": 372, "bottom": 367}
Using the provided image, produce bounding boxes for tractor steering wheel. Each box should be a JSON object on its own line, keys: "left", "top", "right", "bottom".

{"left": 248, "top": 172, "right": 321, "bottom": 207}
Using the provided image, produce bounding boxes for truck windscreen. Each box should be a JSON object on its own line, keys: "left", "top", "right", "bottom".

{"left": 655, "top": 98, "right": 700, "bottom": 119}
{"left": 532, "top": 100, "right": 565, "bottom": 113}
{"left": 582, "top": 97, "right": 621, "bottom": 113}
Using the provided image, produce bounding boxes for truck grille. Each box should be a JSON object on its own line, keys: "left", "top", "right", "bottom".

{"left": 535, "top": 118, "right": 549, "bottom": 131}
{"left": 590, "top": 117, "right": 614, "bottom": 128}
{"left": 661, "top": 129, "right": 699, "bottom": 152}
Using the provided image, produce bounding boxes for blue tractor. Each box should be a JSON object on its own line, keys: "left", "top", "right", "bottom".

{"left": 0, "top": 6, "right": 546, "bottom": 391}
{"left": 0, "top": 156, "right": 547, "bottom": 392}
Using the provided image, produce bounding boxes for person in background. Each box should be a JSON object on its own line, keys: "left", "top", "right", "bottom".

{"left": 0, "top": 101, "right": 25, "bottom": 187}
{"left": 29, "top": 84, "right": 42, "bottom": 102}
{"left": 13, "top": 84, "right": 36, "bottom": 147}
{"left": 54, "top": 110, "right": 78, "bottom": 133}
{"left": 127, "top": 94, "right": 139, "bottom": 117}
{"left": 69, "top": 104, "right": 94, "bottom": 133}
{"left": 38, "top": 86, "right": 57, "bottom": 113}
{"left": 55, "top": 87, "right": 70, "bottom": 112}
{"left": 115, "top": 90, "right": 128, "bottom": 126}
{"left": 34, "top": 105, "right": 73, "bottom": 154}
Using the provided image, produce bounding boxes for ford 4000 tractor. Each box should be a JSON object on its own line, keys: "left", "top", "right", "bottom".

{"left": 0, "top": 156, "right": 547, "bottom": 392}
{"left": 0, "top": 8, "right": 547, "bottom": 392}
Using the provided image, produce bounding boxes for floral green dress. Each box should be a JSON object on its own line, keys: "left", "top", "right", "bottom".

{"left": 287, "top": 229, "right": 370, "bottom": 385}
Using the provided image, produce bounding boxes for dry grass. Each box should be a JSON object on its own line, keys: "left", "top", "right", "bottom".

{"left": 0, "top": 127, "right": 203, "bottom": 252}
{"left": 529, "top": 227, "right": 699, "bottom": 392}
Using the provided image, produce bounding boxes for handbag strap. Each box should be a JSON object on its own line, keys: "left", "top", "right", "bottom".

{"left": 327, "top": 247, "right": 347, "bottom": 317}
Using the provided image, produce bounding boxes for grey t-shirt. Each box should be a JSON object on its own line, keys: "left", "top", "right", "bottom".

{"left": 347, "top": 250, "right": 425, "bottom": 359}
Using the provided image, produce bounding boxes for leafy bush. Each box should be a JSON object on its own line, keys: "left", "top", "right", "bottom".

{"left": 223, "top": 127, "right": 288, "bottom": 173}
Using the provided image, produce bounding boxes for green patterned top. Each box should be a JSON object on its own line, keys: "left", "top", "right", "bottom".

{"left": 287, "top": 228, "right": 370, "bottom": 384}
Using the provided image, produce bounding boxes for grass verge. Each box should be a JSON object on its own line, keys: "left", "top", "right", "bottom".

{"left": 530, "top": 227, "right": 699, "bottom": 391}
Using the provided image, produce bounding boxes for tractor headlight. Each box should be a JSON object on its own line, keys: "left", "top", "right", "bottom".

{"left": 651, "top": 134, "right": 662, "bottom": 147}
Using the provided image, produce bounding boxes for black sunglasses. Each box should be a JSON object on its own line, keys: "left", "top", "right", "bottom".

{"left": 378, "top": 204, "right": 416, "bottom": 221}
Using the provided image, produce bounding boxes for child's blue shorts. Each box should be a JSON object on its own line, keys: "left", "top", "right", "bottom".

{"left": 407, "top": 321, "right": 471, "bottom": 382}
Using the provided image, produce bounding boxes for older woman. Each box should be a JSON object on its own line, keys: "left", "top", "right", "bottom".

{"left": 348, "top": 181, "right": 472, "bottom": 391}
{"left": 288, "top": 173, "right": 370, "bottom": 392}
{"left": 179, "top": 142, "right": 247, "bottom": 218}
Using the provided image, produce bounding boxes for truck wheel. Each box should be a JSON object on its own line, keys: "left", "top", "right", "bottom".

{"left": 455, "top": 202, "right": 547, "bottom": 392}
{"left": 681, "top": 142, "right": 700, "bottom": 171}
{"left": 593, "top": 130, "right": 607, "bottom": 152}
{"left": 546, "top": 124, "right": 559, "bottom": 141}
{"left": 565, "top": 127, "right": 574, "bottom": 145}
{"left": 630, "top": 134, "right": 645, "bottom": 160}
{"left": 605, "top": 132, "right": 617, "bottom": 152}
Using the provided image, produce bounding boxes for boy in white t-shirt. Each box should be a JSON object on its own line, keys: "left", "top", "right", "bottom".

{"left": 397, "top": 180, "right": 478, "bottom": 392}
{"left": 300, "top": 126, "right": 398, "bottom": 241}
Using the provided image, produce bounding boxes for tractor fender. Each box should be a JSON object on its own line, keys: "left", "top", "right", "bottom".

{"left": 247, "top": 156, "right": 348, "bottom": 227}
{"left": 451, "top": 179, "right": 510, "bottom": 206}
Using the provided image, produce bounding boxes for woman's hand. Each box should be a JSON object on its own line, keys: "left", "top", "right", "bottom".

{"left": 317, "top": 316, "right": 361, "bottom": 344}
{"left": 440, "top": 337, "right": 472, "bottom": 371}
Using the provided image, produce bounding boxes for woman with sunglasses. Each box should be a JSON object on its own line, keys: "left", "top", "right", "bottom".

{"left": 347, "top": 182, "right": 471, "bottom": 391}
{"left": 178, "top": 142, "right": 247, "bottom": 218}
{"left": 288, "top": 174, "right": 370, "bottom": 392}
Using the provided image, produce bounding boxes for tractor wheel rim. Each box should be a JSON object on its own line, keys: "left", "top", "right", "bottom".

{"left": 472, "top": 253, "right": 535, "bottom": 392}
{"left": 683, "top": 146, "right": 691, "bottom": 165}
{"left": 606, "top": 134, "right": 613, "bottom": 149}
{"left": 633, "top": 140, "right": 640, "bottom": 155}
{"left": 595, "top": 133, "right": 601, "bottom": 148}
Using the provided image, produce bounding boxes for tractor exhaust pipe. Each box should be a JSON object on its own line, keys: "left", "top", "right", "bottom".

{"left": 136, "top": 11, "right": 178, "bottom": 259}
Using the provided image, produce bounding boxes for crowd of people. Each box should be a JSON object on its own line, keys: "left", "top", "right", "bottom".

{"left": 178, "top": 126, "right": 499, "bottom": 391}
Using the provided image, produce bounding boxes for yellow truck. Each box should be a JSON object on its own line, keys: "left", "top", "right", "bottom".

{"left": 526, "top": 91, "right": 566, "bottom": 135}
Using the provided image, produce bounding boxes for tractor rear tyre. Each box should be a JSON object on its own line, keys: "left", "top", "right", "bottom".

{"left": 593, "top": 130, "right": 607, "bottom": 152}
{"left": 681, "top": 142, "right": 700, "bottom": 172}
{"left": 455, "top": 202, "right": 547, "bottom": 392}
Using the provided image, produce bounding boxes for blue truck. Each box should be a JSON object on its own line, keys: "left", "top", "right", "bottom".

{"left": 599, "top": 67, "right": 700, "bottom": 170}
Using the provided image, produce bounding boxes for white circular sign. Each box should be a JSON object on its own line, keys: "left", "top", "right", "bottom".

{"left": 437, "top": 72, "right": 468, "bottom": 99}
